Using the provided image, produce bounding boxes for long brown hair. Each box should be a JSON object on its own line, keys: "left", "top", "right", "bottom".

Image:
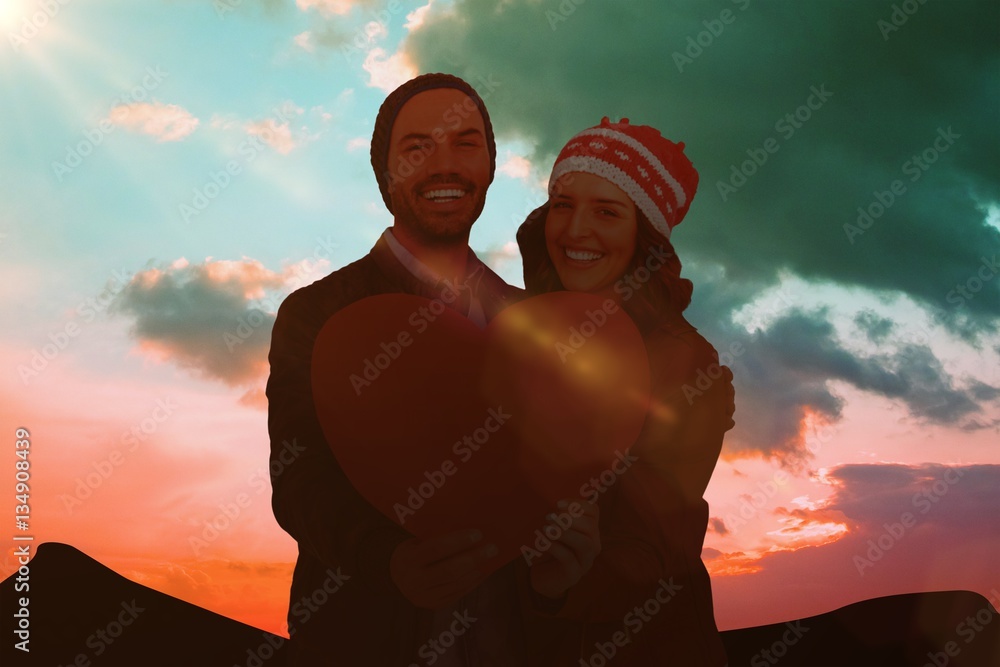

{"left": 516, "top": 201, "right": 693, "bottom": 334}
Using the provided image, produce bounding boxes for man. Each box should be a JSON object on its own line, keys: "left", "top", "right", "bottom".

{"left": 266, "top": 73, "right": 601, "bottom": 666}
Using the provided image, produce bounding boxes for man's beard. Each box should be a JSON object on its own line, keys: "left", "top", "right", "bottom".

{"left": 391, "top": 176, "right": 487, "bottom": 245}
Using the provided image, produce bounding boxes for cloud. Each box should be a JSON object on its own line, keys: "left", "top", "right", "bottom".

{"left": 246, "top": 118, "right": 297, "bottom": 154}
{"left": 816, "top": 464, "right": 1000, "bottom": 530}
{"left": 346, "top": 136, "right": 369, "bottom": 152}
{"left": 854, "top": 310, "right": 895, "bottom": 343}
{"left": 498, "top": 154, "right": 533, "bottom": 181}
{"left": 110, "top": 258, "right": 313, "bottom": 398}
{"left": 292, "top": 23, "right": 357, "bottom": 51}
{"left": 212, "top": 102, "right": 308, "bottom": 154}
{"left": 715, "top": 307, "right": 997, "bottom": 461}
{"left": 363, "top": 46, "right": 418, "bottom": 92}
{"left": 404, "top": 0, "right": 434, "bottom": 32}
{"left": 706, "top": 463, "right": 1000, "bottom": 628}
{"left": 108, "top": 101, "right": 199, "bottom": 142}
{"left": 404, "top": 0, "right": 1000, "bottom": 338}
{"left": 284, "top": 0, "right": 415, "bottom": 88}
{"left": 709, "top": 517, "right": 729, "bottom": 536}
{"left": 293, "top": 31, "right": 315, "bottom": 52}
{"left": 296, "top": 0, "right": 377, "bottom": 15}
{"left": 477, "top": 240, "right": 520, "bottom": 274}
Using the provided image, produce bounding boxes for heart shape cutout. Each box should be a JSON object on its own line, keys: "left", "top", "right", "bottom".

{"left": 311, "top": 292, "right": 650, "bottom": 572}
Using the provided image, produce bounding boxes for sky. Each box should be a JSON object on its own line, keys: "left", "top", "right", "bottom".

{"left": 1, "top": 0, "right": 998, "bottom": 638}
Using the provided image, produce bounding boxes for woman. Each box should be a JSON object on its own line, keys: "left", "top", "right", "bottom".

{"left": 514, "top": 116, "right": 732, "bottom": 666}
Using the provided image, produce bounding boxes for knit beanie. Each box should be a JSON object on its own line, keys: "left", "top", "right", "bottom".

{"left": 370, "top": 73, "right": 497, "bottom": 214}
{"left": 548, "top": 117, "right": 698, "bottom": 240}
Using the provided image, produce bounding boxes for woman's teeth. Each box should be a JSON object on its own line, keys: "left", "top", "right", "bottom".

{"left": 565, "top": 248, "right": 604, "bottom": 261}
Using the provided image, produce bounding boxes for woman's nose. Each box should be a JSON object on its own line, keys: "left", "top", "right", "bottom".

{"left": 565, "top": 209, "right": 593, "bottom": 238}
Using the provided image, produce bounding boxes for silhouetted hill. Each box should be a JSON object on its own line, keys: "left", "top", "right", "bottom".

{"left": 721, "top": 589, "right": 1000, "bottom": 666}
{"left": 1, "top": 543, "right": 287, "bottom": 666}
{"left": 2, "top": 542, "right": 997, "bottom": 666}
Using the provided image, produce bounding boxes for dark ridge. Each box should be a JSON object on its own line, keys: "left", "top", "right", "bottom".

{"left": 2, "top": 542, "right": 998, "bottom": 666}
{"left": 721, "top": 589, "right": 1000, "bottom": 666}
{"left": 1, "top": 542, "right": 287, "bottom": 667}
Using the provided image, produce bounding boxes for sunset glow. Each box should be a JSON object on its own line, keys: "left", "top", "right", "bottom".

{"left": 2, "top": 0, "right": 998, "bottom": 645}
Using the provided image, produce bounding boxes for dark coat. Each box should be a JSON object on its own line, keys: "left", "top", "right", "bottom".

{"left": 266, "top": 235, "right": 522, "bottom": 666}
{"left": 518, "top": 314, "right": 730, "bottom": 666}
{"left": 267, "top": 235, "right": 729, "bottom": 665}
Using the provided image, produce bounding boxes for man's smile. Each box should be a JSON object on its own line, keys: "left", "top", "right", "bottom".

{"left": 421, "top": 187, "right": 468, "bottom": 203}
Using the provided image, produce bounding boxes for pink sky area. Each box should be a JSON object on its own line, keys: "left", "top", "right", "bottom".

{"left": 2, "top": 0, "right": 997, "bottom": 648}
{"left": 2, "top": 331, "right": 997, "bottom": 636}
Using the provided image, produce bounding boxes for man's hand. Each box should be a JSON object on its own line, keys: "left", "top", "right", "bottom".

{"left": 722, "top": 365, "right": 736, "bottom": 431}
{"left": 389, "top": 530, "right": 497, "bottom": 610}
{"left": 529, "top": 499, "right": 601, "bottom": 601}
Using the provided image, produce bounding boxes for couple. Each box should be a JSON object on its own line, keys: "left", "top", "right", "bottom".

{"left": 266, "top": 73, "right": 734, "bottom": 666}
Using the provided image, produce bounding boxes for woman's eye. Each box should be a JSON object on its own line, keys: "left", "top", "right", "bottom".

{"left": 551, "top": 201, "right": 571, "bottom": 210}
{"left": 598, "top": 208, "right": 618, "bottom": 217}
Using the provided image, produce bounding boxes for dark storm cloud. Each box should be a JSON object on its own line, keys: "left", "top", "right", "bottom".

{"left": 406, "top": 0, "right": 1000, "bottom": 336}
{"left": 110, "top": 260, "right": 282, "bottom": 387}
{"left": 820, "top": 463, "right": 1000, "bottom": 532}
{"left": 854, "top": 310, "right": 895, "bottom": 343}
{"left": 694, "top": 306, "right": 997, "bottom": 460}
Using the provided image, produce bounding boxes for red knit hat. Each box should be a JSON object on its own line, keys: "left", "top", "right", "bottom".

{"left": 548, "top": 117, "right": 698, "bottom": 239}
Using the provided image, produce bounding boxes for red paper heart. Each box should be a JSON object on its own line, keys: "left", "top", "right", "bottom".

{"left": 311, "top": 292, "right": 650, "bottom": 571}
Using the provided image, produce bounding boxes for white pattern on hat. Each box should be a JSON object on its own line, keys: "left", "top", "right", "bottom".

{"left": 571, "top": 127, "right": 687, "bottom": 210}
{"left": 549, "top": 154, "right": 672, "bottom": 239}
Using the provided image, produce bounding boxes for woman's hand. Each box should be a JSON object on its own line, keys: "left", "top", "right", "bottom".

{"left": 389, "top": 530, "right": 497, "bottom": 610}
{"left": 528, "top": 498, "right": 601, "bottom": 601}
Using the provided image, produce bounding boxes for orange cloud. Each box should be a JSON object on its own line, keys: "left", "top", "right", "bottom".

{"left": 363, "top": 47, "right": 417, "bottom": 92}
{"left": 108, "top": 101, "right": 199, "bottom": 142}
{"left": 293, "top": 30, "right": 315, "bottom": 52}
{"left": 246, "top": 119, "right": 297, "bottom": 155}
{"left": 498, "top": 154, "right": 533, "bottom": 181}
{"left": 708, "top": 463, "right": 1000, "bottom": 630}
{"left": 703, "top": 549, "right": 765, "bottom": 577}
{"left": 296, "top": 0, "right": 374, "bottom": 15}
{"left": 111, "top": 257, "right": 316, "bottom": 393}
{"left": 404, "top": 1, "right": 434, "bottom": 31}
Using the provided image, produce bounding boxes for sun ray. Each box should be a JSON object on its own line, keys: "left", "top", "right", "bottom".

{"left": 1, "top": 0, "right": 161, "bottom": 122}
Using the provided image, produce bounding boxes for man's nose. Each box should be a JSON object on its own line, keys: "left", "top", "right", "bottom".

{"left": 425, "top": 141, "right": 459, "bottom": 175}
